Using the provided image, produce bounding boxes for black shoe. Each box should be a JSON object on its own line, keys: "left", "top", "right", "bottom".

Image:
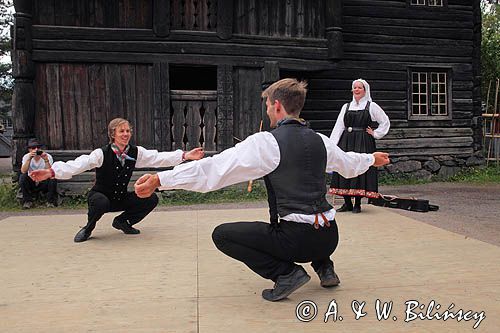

{"left": 74, "top": 227, "right": 92, "bottom": 243}
{"left": 262, "top": 266, "right": 311, "bottom": 302}
{"left": 315, "top": 264, "right": 340, "bottom": 288}
{"left": 112, "top": 218, "right": 140, "bottom": 235}
{"left": 352, "top": 205, "right": 361, "bottom": 214}
{"left": 336, "top": 204, "right": 353, "bottom": 212}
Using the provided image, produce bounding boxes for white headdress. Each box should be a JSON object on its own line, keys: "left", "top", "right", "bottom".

{"left": 351, "top": 78, "right": 372, "bottom": 105}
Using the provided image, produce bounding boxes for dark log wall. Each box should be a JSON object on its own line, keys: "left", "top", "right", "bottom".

{"left": 300, "top": 0, "right": 479, "bottom": 160}
{"left": 233, "top": 0, "right": 325, "bottom": 38}
{"left": 34, "top": 63, "right": 157, "bottom": 149}
{"left": 33, "top": 0, "right": 152, "bottom": 28}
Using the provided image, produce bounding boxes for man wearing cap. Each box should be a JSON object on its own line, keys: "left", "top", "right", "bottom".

{"left": 20, "top": 138, "right": 58, "bottom": 209}
{"left": 30, "top": 118, "right": 204, "bottom": 243}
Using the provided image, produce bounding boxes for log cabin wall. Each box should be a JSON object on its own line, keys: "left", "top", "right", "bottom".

{"left": 11, "top": 0, "right": 481, "bottom": 185}
{"left": 233, "top": 0, "right": 325, "bottom": 38}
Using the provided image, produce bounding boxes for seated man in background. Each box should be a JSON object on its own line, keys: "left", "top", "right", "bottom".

{"left": 19, "top": 138, "right": 58, "bottom": 209}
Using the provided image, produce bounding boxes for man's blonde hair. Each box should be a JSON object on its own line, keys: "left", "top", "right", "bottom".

{"left": 108, "top": 118, "right": 132, "bottom": 143}
{"left": 261, "top": 78, "right": 308, "bottom": 116}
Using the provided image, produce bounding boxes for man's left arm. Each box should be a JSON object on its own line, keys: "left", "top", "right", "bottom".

{"left": 319, "top": 134, "right": 389, "bottom": 178}
{"left": 135, "top": 147, "right": 204, "bottom": 168}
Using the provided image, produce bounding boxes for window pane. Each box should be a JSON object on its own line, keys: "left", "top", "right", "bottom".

{"left": 429, "top": 0, "right": 443, "bottom": 7}
{"left": 411, "top": 71, "right": 428, "bottom": 115}
{"left": 430, "top": 71, "right": 447, "bottom": 116}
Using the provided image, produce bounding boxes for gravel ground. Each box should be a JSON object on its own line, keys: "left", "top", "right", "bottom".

{"left": 1, "top": 157, "right": 499, "bottom": 247}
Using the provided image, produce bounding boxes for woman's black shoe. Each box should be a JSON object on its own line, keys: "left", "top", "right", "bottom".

{"left": 336, "top": 204, "right": 353, "bottom": 212}
{"left": 352, "top": 205, "right": 361, "bottom": 213}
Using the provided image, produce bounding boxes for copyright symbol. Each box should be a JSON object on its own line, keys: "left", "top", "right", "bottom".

{"left": 296, "top": 300, "right": 317, "bottom": 322}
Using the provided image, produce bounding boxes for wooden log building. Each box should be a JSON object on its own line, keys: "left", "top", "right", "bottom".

{"left": 11, "top": 0, "right": 483, "bottom": 195}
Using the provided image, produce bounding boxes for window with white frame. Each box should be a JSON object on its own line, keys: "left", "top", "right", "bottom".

{"left": 409, "top": 69, "right": 451, "bottom": 120}
{"left": 1, "top": 117, "right": 12, "bottom": 129}
{"left": 410, "top": 0, "right": 444, "bottom": 6}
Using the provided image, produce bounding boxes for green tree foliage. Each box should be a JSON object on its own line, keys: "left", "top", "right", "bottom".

{"left": 481, "top": 1, "right": 500, "bottom": 104}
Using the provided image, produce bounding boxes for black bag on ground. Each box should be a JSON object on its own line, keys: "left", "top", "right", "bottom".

{"left": 369, "top": 195, "right": 439, "bottom": 213}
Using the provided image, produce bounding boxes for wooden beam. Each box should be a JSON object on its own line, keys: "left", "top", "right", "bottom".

{"left": 325, "top": 0, "right": 343, "bottom": 59}
{"left": 32, "top": 50, "right": 337, "bottom": 72}
{"left": 261, "top": 61, "right": 279, "bottom": 131}
{"left": 12, "top": 0, "right": 35, "bottom": 175}
{"left": 153, "top": 0, "right": 170, "bottom": 37}
{"left": 217, "top": 64, "right": 233, "bottom": 150}
{"left": 217, "top": 0, "right": 233, "bottom": 40}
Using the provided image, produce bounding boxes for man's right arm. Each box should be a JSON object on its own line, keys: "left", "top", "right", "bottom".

{"left": 20, "top": 154, "right": 32, "bottom": 174}
{"left": 30, "top": 148, "right": 104, "bottom": 182}
{"left": 51, "top": 148, "right": 104, "bottom": 179}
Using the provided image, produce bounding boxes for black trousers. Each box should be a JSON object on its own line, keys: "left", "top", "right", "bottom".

{"left": 212, "top": 219, "right": 339, "bottom": 281}
{"left": 85, "top": 190, "right": 159, "bottom": 232}
{"left": 19, "top": 172, "right": 58, "bottom": 204}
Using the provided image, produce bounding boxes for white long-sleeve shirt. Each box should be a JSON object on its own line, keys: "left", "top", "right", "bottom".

{"left": 51, "top": 146, "right": 184, "bottom": 179}
{"left": 157, "top": 131, "right": 375, "bottom": 226}
{"left": 330, "top": 100, "right": 390, "bottom": 146}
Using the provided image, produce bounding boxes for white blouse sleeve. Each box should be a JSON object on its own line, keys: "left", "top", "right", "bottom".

{"left": 329, "top": 103, "right": 348, "bottom": 146}
{"left": 51, "top": 148, "right": 104, "bottom": 180}
{"left": 369, "top": 102, "right": 390, "bottom": 139}
{"left": 319, "top": 133, "right": 375, "bottom": 179}
{"left": 157, "top": 132, "right": 280, "bottom": 193}
{"left": 135, "top": 146, "right": 184, "bottom": 168}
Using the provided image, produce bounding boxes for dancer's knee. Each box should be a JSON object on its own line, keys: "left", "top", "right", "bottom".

{"left": 212, "top": 224, "right": 230, "bottom": 250}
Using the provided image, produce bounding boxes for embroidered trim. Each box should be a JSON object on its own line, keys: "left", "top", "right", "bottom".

{"left": 328, "top": 187, "right": 380, "bottom": 199}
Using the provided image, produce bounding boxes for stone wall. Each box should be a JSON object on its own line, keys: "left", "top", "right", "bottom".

{"left": 380, "top": 152, "right": 485, "bottom": 180}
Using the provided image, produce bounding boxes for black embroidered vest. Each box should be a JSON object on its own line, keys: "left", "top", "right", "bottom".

{"left": 91, "top": 144, "right": 138, "bottom": 201}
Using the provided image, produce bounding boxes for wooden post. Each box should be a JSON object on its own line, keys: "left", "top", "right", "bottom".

{"left": 261, "top": 61, "right": 280, "bottom": 131}
{"left": 12, "top": 0, "right": 35, "bottom": 176}
{"left": 217, "top": 64, "right": 233, "bottom": 150}
{"left": 471, "top": 0, "right": 482, "bottom": 153}
{"left": 217, "top": 0, "right": 233, "bottom": 40}
{"left": 325, "top": 0, "right": 343, "bottom": 60}
{"left": 153, "top": 0, "right": 170, "bottom": 37}
{"left": 153, "top": 62, "right": 172, "bottom": 151}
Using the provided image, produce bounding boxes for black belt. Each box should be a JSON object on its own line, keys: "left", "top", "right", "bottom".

{"left": 345, "top": 127, "right": 366, "bottom": 132}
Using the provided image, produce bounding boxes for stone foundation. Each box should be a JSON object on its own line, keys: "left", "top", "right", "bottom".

{"left": 380, "top": 151, "right": 485, "bottom": 179}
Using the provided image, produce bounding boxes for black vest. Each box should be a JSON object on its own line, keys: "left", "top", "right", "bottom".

{"left": 265, "top": 119, "right": 332, "bottom": 217}
{"left": 91, "top": 144, "right": 138, "bottom": 200}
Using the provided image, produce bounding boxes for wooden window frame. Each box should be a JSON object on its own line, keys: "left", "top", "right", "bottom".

{"left": 408, "top": 0, "right": 447, "bottom": 8}
{"left": 408, "top": 67, "right": 452, "bottom": 121}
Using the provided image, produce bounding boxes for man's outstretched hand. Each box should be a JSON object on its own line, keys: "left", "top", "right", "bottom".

{"left": 135, "top": 173, "right": 161, "bottom": 198}
{"left": 30, "top": 169, "right": 53, "bottom": 182}
{"left": 185, "top": 147, "right": 204, "bottom": 161}
{"left": 373, "top": 152, "right": 390, "bottom": 167}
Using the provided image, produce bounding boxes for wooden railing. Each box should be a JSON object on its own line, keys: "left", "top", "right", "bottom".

{"left": 170, "top": 90, "right": 218, "bottom": 151}
{"left": 170, "top": 0, "right": 218, "bottom": 31}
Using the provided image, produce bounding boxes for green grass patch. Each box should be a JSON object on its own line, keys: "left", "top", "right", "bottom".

{"left": 379, "top": 164, "right": 500, "bottom": 186}
{"left": 0, "top": 183, "right": 20, "bottom": 210}
{"left": 446, "top": 164, "right": 500, "bottom": 183}
{"left": 159, "top": 181, "right": 268, "bottom": 206}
